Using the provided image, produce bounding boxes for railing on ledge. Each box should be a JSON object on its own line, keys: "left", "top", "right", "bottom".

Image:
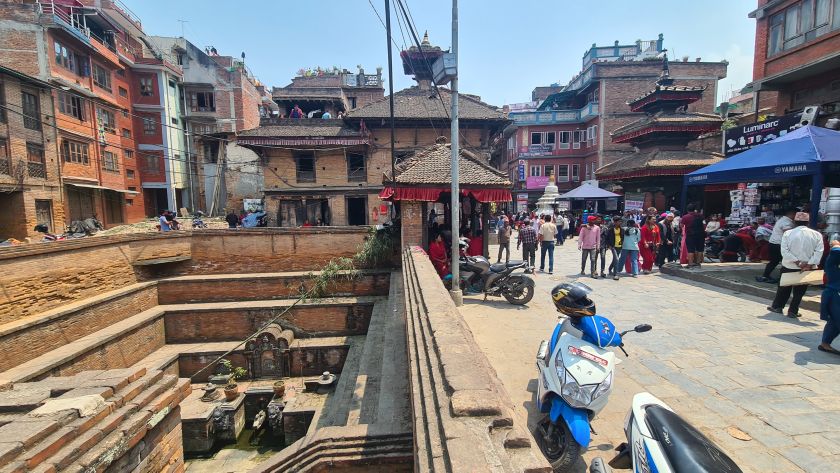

{"left": 0, "top": 158, "right": 10, "bottom": 176}
{"left": 509, "top": 101, "right": 599, "bottom": 125}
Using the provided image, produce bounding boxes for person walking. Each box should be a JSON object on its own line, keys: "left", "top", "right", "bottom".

{"left": 539, "top": 215, "right": 558, "bottom": 275}
{"left": 640, "top": 215, "right": 661, "bottom": 274}
{"left": 600, "top": 216, "right": 622, "bottom": 279}
{"left": 567, "top": 214, "right": 577, "bottom": 240}
{"left": 496, "top": 218, "right": 511, "bottom": 264}
{"left": 680, "top": 204, "right": 705, "bottom": 268}
{"left": 617, "top": 220, "right": 641, "bottom": 277}
{"left": 656, "top": 213, "right": 676, "bottom": 267}
{"left": 767, "top": 212, "right": 824, "bottom": 318}
{"left": 556, "top": 212, "right": 566, "bottom": 245}
{"left": 819, "top": 238, "right": 840, "bottom": 355}
{"left": 578, "top": 216, "right": 601, "bottom": 278}
{"left": 757, "top": 208, "right": 797, "bottom": 283}
{"left": 517, "top": 218, "right": 537, "bottom": 271}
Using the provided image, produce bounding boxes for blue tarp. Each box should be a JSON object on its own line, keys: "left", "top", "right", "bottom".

{"left": 685, "top": 125, "right": 840, "bottom": 186}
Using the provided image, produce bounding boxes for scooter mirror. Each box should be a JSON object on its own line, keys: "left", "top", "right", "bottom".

{"left": 634, "top": 324, "right": 652, "bottom": 333}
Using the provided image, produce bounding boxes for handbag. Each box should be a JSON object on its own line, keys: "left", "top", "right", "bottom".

{"left": 779, "top": 269, "right": 825, "bottom": 287}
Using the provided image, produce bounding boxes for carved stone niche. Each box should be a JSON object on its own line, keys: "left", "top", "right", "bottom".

{"left": 244, "top": 323, "right": 294, "bottom": 379}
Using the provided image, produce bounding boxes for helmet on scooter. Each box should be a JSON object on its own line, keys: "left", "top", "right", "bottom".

{"left": 550, "top": 282, "right": 596, "bottom": 317}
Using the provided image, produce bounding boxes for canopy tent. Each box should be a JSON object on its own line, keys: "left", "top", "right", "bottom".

{"left": 558, "top": 183, "right": 621, "bottom": 200}
{"left": 681, "top": 125, "right": 840, "bottom": 226}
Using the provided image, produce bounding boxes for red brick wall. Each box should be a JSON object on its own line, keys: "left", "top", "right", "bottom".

{"left": 0, "top": 228, "right": 371, "bottom": 322}
{"left": 156, "top": 271, "right": 390, "bottom": 304}
{"left": 38, "top": 317, "right": 165, "bottom": 378}
{"left": 0, "top": 4, "right": 41, "bottom": 77}
{"left": 163, "top": 303, "right": 373, "bottom": 343}
{"left": 0, "top": 285, "right": 157, "bottom": 372}
{"left": 108, "top": 407, "right": 185, "bottom": 473}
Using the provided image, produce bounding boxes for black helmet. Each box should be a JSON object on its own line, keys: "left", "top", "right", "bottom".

{"left": 551, "top": 282, "right": 596, "bottom": 317}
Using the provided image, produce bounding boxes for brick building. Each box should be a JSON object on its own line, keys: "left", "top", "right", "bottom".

{"left": 0, "top": 0, "right": 147, "bottom": 227}
{"left": 749, "top": 0, "right": 840, "bottom": 123}
{"left": 498, "top": 35, "right": 727, "bottom": 207}
{"left": 271, "top": 67, "right": 385, "bottom": 118}
{"left": 0, "top": 66, "right": 65, "bottom": 240}
{"left": 343, "top": 34, "right": 508, "bottom": 217}
{"left": 150, "top": 37, "right": 267, "bottom": 214}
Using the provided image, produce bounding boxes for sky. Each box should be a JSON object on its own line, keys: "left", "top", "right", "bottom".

{"left": 125, "top": 0, "right": 757, "bottom": 106}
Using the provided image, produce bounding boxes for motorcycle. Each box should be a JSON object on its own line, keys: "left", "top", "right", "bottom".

{"left": 458, "top": 239, "right": 535, "bottom": 305}
{"left": 192, "top": 211, "right": 208, "bottom": 229}
{"left": 590, "top": 392, "right": 742, "bottom": 473}
{"left": 534, "top": 309, "right": 651, "bottom": 471}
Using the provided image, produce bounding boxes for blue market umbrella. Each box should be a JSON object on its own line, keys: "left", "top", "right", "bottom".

{"left": 685, "top": 125, "right": 840, "bottom": 185}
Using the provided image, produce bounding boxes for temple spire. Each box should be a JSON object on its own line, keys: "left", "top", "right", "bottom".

{"left": 657, "top": 49, "right": 673, "bottom": 86}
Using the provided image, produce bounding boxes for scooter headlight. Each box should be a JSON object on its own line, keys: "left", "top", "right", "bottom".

{"left": 592, "top": 371, "right": 613, "bottom": 401}
{"left": 560, "top": 372, "right": 598, "bottom": 409}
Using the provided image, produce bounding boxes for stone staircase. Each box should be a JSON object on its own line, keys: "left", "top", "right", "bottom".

{"left": 0, "top": 366, "right": 190, "bottom": 472}
{"left": 252, "top": 272, "right": 413, "bottom": 472}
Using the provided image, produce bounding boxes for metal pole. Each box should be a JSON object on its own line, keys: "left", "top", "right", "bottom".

{"left": 449, "top": 0, "right": 463, "bottom": 306}
{"left": 385, "top": 0, "right": 397, "bottom": 203}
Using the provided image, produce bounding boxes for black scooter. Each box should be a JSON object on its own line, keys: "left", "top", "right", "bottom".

{"left": 458, "top": 239, "right": 535, "bottom": 305}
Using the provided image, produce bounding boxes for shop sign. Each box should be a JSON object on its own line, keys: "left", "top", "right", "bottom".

{"left": 526, "top": 176, "right": 549, "bottom": 190}
{"left": 519, "top": 144, "right": 555, "bottom": 157}
{"left": 516, "top": 193, "right": 529, "bottom": 200}
{"left": 556, "top": 200, "right": 570, "bottom": 211}
{"left": 518, "top": 163, "right": 525, "bottom": 181}
{"left": 724, "top": 112, "right": 801, "bottom": 156}
{"left": 244, "top": 199, "right": 264, "bottom": 212}
{"left": 623, "top": 193, "right": 645, "bottom": 211}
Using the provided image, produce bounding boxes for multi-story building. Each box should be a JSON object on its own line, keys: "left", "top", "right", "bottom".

{"left": 150, "top": 37, "right": 266, "bottom": 214}
{"left": 237, "top": 64, "right": 385, "bottom": 226}
{"left": 271, "top": 67, "right": 384, "bottom": 118}
{"left": 498, "top": 35, "right": 727, "bottom": 206}
{"left": 0, "top": 65, "right": 65, "bottom": 240}
{"left": 749, "top": 0, "right": 840, "bottom": 123}
{"left": 0, "top": 0, "right": 145, "bottom": 226}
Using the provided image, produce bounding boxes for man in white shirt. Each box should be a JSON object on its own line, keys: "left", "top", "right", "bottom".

{"left": 757, "top": 208, "right": 797, "bottom": 283}
{"left": 767, "top": 212, "right": 824, "bottom": 318}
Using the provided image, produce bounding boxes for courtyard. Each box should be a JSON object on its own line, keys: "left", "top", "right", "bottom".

{"left": 461, "top": 241, "right": 840, "bottom": 473}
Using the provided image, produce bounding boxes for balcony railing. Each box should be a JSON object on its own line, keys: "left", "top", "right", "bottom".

{"left": 28, "top": 162, "right": 47, "bottom": 179}
{"left": 509, "top": 102, "right": 599, "bottom": 125}
{"left": 347, "top": 167, "right": 367, "bottom": 182}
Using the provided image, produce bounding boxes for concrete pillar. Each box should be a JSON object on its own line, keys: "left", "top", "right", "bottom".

{"left": 401, "top": 201, "right": 423, "bottom": 249}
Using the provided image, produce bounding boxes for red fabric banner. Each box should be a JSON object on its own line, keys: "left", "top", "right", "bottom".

{"left": 379, "top": 187, "right": 512, "bottom": 203}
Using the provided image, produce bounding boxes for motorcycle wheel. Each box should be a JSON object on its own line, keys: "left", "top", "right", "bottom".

{"left": 534, "top": 414, "right": 581, "bottom": 472}
{"left": 502, "top": 276, "right": 534, "bottom": 305}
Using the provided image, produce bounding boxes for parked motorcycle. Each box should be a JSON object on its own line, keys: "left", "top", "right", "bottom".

{"left": 589, "top": 392, "right": 742, "bottom": 473}
{"left": 534, "top": 283, "right": 651, "bottom": 471}
{"left": 192, "top": 211, "right": 208, "bottom": 229}
{"left": 458, "top": 239, "right": 534, "bottom": 305}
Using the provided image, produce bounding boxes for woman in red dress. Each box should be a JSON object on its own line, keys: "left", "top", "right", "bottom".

{"left": 428, "top": 233, "right": 450, "bottom": 278}
{"left": 639, "top": 215, "right": 661, "bottom": 274}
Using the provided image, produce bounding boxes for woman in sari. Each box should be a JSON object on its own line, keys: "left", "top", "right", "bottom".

{"left": 428, "top": 233, "right": 450, "bottom": 278}
{"left": 639, "top": 215, "right": 661, "bottom": 274}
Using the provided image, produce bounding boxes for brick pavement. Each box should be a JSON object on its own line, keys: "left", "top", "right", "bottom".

{"left": 459, "top": 240, "right": 840, "bottom": 473}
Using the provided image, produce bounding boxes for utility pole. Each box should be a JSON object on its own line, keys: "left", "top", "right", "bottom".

{"left": 384, "top": 0, "right": 397, "bottom": 220}
{"left": 449, "top": 0, "right": 463, "bottom": 306}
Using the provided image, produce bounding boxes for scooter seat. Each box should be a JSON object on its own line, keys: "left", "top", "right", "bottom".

{"left": 645, "top": 405, "right": 742, "bottom": 473}
{"left": 490, "top": 263, "right": 507, "bottom": 272}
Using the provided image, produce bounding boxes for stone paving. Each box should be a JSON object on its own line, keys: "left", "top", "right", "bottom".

{"left": 460, "top": 241, "right": 840, "bottom": 473}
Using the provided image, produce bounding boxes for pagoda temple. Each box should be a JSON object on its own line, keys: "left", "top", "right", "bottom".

{"left": 596, "top": 58, "right": 723, "bottom": 210}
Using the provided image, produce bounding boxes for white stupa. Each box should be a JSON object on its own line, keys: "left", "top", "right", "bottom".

{"left": 535, "top": 171, "right": 559, "bottom": 217}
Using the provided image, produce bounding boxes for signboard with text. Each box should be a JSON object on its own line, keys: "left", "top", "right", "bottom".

{"left": 623, "top": 193, "right": 645, "bottom": 211}
{"left": 526, "top": 176, "right": 549, "bottom": 190}
{"left": 724, "top": 112, "right": 801, "bottom": 156}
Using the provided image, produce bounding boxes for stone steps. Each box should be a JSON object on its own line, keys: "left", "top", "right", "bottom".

{"left": 0, "top": 366, "right": 190, "bottom": 472}
{"left": 249, "top": 423, "right": 413, "bottom": 473}
{"left": 0, "top": 270, "right": 390, "bottom": 374}
{"left": 0, "top": 297, "right": 381, "bottom": 386}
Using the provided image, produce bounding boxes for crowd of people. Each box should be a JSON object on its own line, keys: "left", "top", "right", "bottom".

{"left": 425, "top": 203, "right": 840, "bottom": 356}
